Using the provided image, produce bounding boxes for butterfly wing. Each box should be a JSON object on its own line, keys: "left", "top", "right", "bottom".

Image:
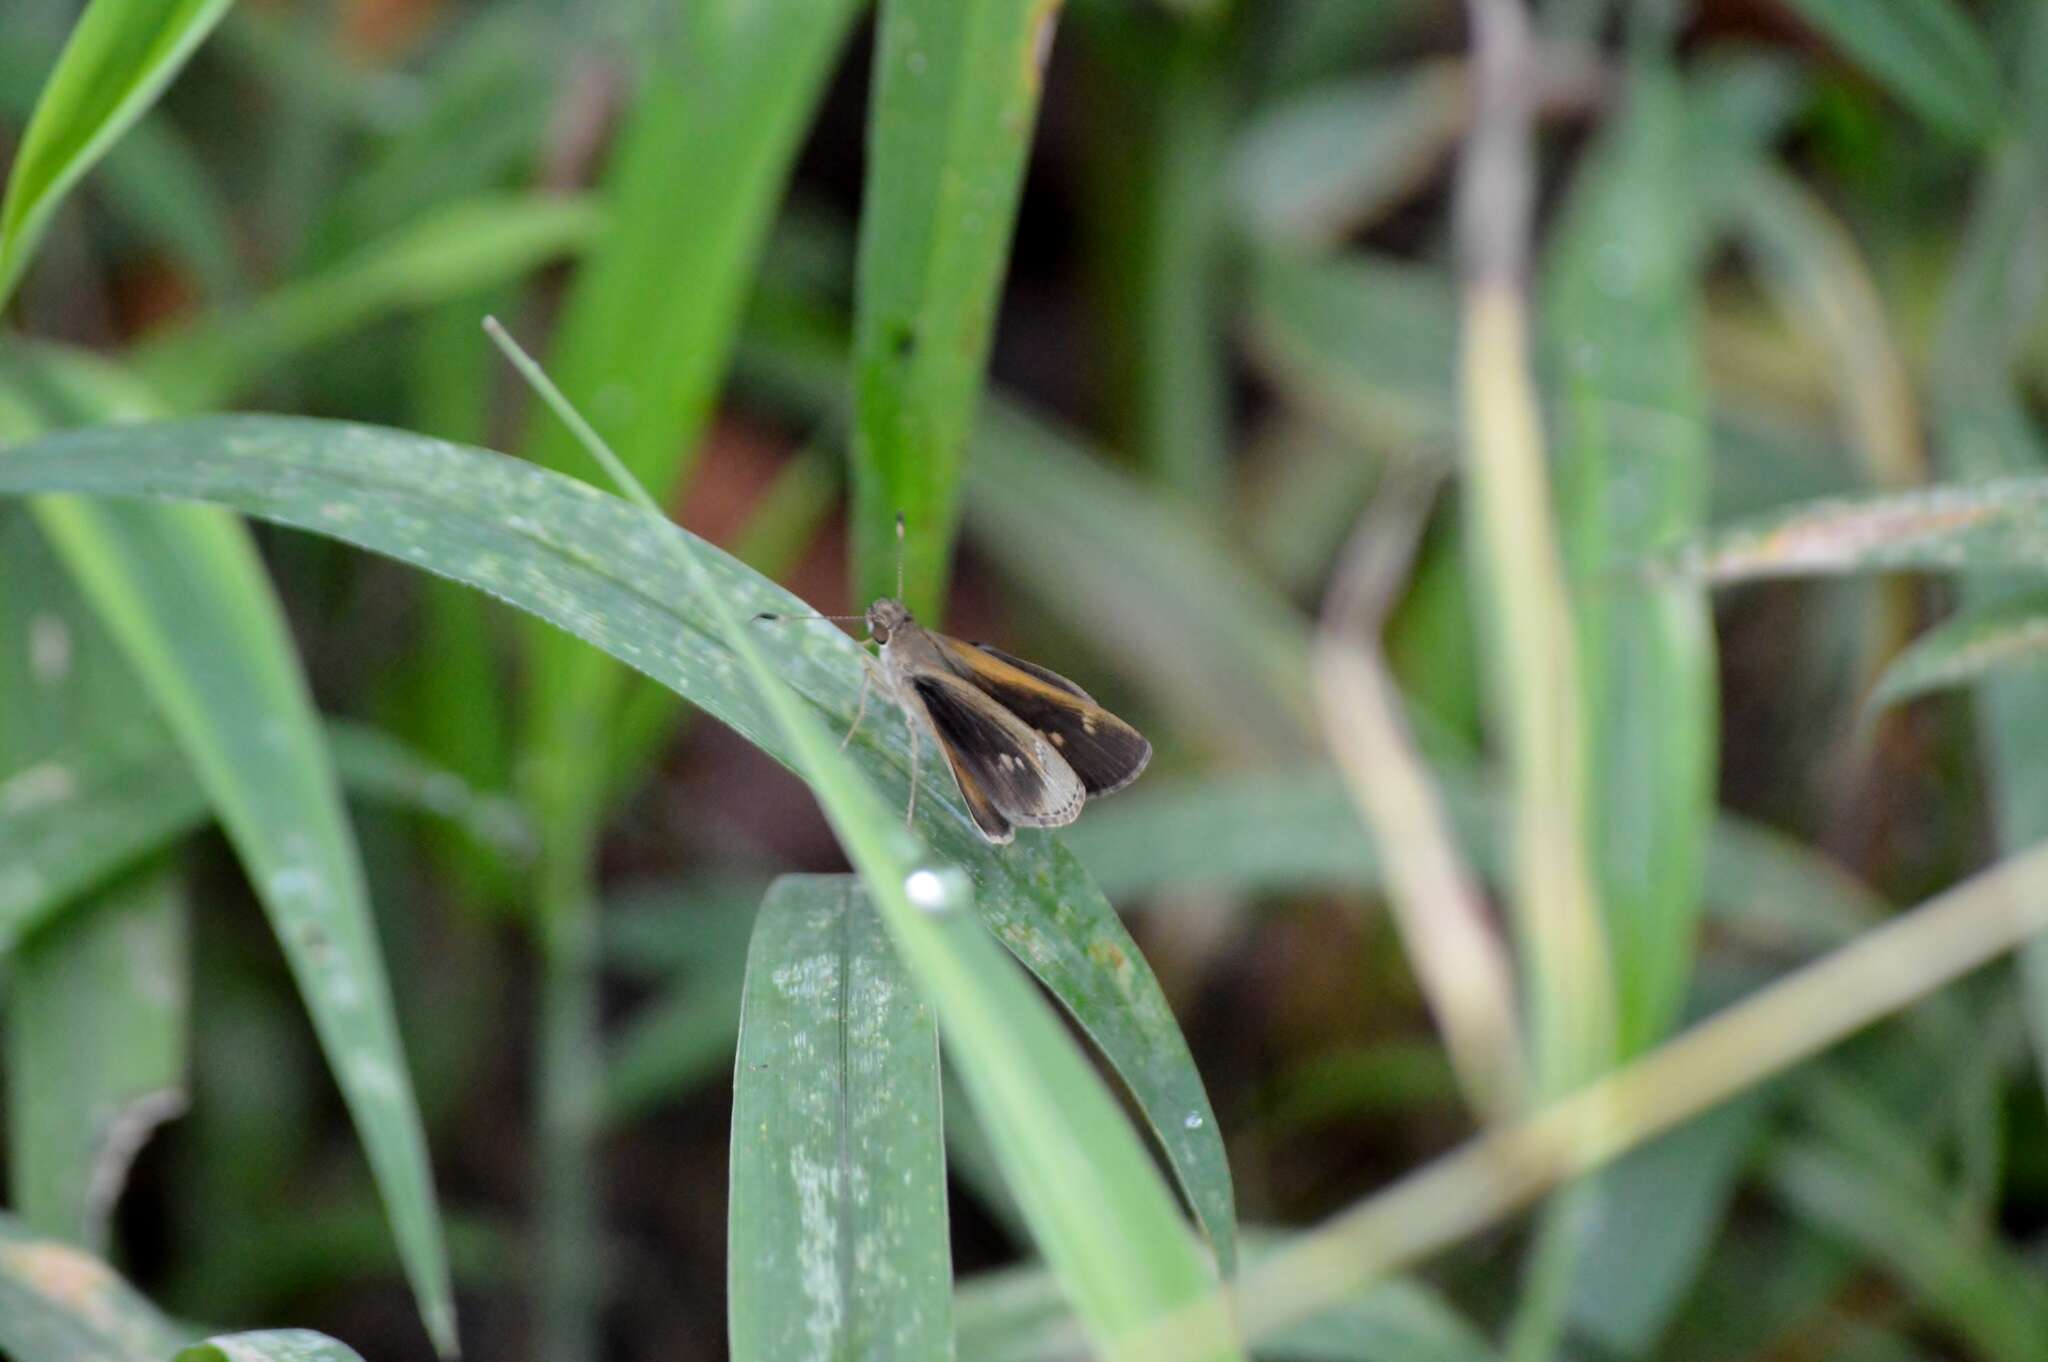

{"left": 910, "top": 670, "right": 1086, "bottom": 840}
{"left": 937, "top": 637, "right": 1152, "bottom": 797}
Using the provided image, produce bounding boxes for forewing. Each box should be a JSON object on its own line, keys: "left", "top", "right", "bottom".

{"left": 911, "top": 670, "right": 1086, "bottom": 832}
{"left": 938, "top": 637, "right": 1152, "bottom": 797}
{"left": 969, "top": 643, "right": 1094, "bottom": 701}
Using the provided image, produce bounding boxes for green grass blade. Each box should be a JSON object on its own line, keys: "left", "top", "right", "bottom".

{"left": 1672, "top": 477, "right": 2048, "bottom": 581}
{"left": 1544, "top": 60, "right": 1715, "bottom": 1053}
{"left": 0, "top": 1212, "right": 190, "bottom": 1362}
{"left": 850, "top": 0, "right": 1059, "bottom": 620}
{"left": 0, "top": 410, "right": 1241, "bottom": 1311}
{"left": 6, "top": 872, "right": 189, "bottom": 1253}
{"left": 129, "top": 193, "right": 602, "bottom": 408}
{"left": 1077, "top": 15, "right": 1232, "bottom": 504}
{"left": 1777, "top": 0, "right": 2002, "bottom": 143}
{"left": 30, "top": 497, "right": 456, "bottom": 1356}
{"left": 176, "top": 1332, "right": 367, "bottom": 1362}
{"left": 728, "top": 876, "right": 951, "bottom": 1362}
{"left": 1866, "top": 591, "right": 2048, "bottom": 714}
{"left": 0, "top": 0, "right": 233, "bottom": 312}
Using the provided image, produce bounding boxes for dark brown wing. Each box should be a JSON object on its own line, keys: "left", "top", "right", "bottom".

{"left": 937, "top": 637, "right": 1152, "bottom": 798}
{"left": 911, "top": 670, "right": 1085, "bottom": 839}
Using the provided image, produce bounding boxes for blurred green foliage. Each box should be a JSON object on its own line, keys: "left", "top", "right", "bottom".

{"left": 6, "top": 0, "right": 2048, "bottom": 1360}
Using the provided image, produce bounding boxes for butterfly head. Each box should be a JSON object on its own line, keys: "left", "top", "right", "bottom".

{"left": 866, "top": 597, "right": 913, "bottom": 645}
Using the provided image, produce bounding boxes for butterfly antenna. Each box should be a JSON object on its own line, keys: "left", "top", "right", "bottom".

{"left": 894, "top": 511, "right": 906, "bottom": 600}
{"left": 753, "top": 611, "right": 867, "bottom": 624}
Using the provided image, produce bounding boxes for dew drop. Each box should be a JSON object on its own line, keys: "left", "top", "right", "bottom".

{"left": 904, "top": 866, "right": 966, "bottom": 914}
{"left": 1184, "top": 1112, "right": 1205, "bottom": 1130}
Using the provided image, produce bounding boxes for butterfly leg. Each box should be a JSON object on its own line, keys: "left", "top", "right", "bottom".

{"left": 841, "top": 662, "right": 875, "bottom": 751}
{"left": 904, "top": 705, "right": 921, "bottom": 830}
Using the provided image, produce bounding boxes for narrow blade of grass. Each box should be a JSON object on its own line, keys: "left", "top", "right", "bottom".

{"left": 129, "top": 193, "right": 601, "bottom": 408}
{"left": 850, "top": 0, "right": 1060, "bottom": 619}
{"left": 1866, "top": 590, "right": 2048, "bottom": 714}
{"left": 1076, "top": 12, "right": 1232, "bottom": 505}
{"left": 728, "top": 876, "right": 951, "bottom": 1362}
{"left": 0, "top": 0, "right": 233, "bottom": 311}
{"left": 1672, "top": 477, "right": 2048, "bottom": 582}
{"left": 1457, "top": 0, "right": 1610, "bottom": 1092}
{"left": 1544, "top": 59, "right": 1715, "bottom": 1053}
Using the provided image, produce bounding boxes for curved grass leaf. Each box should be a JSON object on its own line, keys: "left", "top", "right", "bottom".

{"left": 851, "top": 0, "right": 1058, "bottom": 620}
{"left": 1673, "top": 478, "right": 2048, "bottom": 583}
{"left": 175, "top": 1331, "right": 366, "bottom": 1362}
{"left": 0, "top": 411, "right": 1239, "bottom": 1305}
{"left": 728, "top": 876, "right": 950, "bottom": 1362}
{"left": 1778, "top": 0, "right": 2001, "bottom": 143}
{"left": 1867, "top": 591, "right": 2048, "bottom": 714}
{"left": 0, "top": 0, "right": 234, "bottom": 311}
{"left": 130, "top": 193, "right": 601, "bottom": 408}
{"left": 0, "top": 1212, "right": 189, "bottom": 1362}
